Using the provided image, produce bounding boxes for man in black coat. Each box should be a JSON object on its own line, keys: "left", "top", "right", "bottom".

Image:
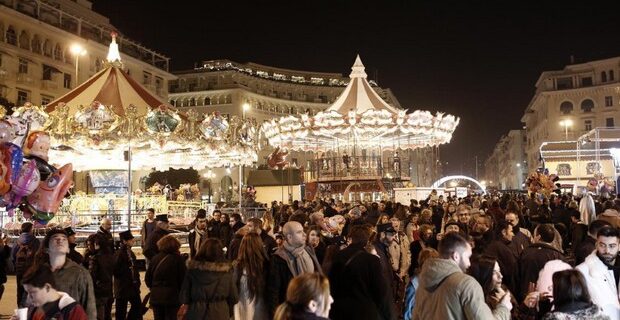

{"left": 372, "top": 223, "right": 397, "bottom": 315}
{"left": 65, "top": 227, "right": 84, "bottom": 265}
{"left": 114, "top": 230, "right": 143, "bottom": 320}
{"left": 329, "top": 225, "right": 394, "bottom": 320}
{"left": 247, "top": 218, "right": 277, "bottom": 256}
{"left": 230, "top": 213, "right": 245, "bottom": 233}
{"left": 518, "top": 224, "right": 565, "bottom": 300}
{"left": 144, "top": 214, "right": 170, "bottom": 260}
{"left": 188, "top": 210, "right": 208, "bottom": 259}
{"left": 97, "top": 218, "right": 115, "bottom": 252}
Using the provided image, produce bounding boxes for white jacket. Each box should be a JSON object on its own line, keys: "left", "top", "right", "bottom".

{"left": 576, "top": 252, "right": 620, "bottom": 320}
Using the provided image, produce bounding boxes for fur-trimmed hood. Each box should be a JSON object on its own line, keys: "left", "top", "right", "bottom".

{"left": 186, "top": 260, "right": 233, "bottom": 272}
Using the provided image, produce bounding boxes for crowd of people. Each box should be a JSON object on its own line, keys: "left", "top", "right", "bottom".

{"left": 3, "top": 191, "right": 620, "bottom": 319}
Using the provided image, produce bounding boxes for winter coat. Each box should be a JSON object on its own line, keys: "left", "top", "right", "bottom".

{"left": 218, "top": 224, "right": 233, "bottom": 249}
{"left": 0, "top": 244, "right": 9, "bottom": 284}
{"left": 484, "top": 238, "right": 519, "bottom": 295}
{"left": 113, "top": 244, "right": 141, "bottom": 299}
{"left": 11, "top": 232, "right": 40, "bottom": 275}
{"left": 388, "top": 232, "right": 411, "bottom": 278}
{"left": 141, "top": 219, "right": 157, "bottom": 249}
{"left": 260, "top": 232, "right": 277, "bottom": 258}
{"left": 179, "top": 260, "right": 239, "bottom": 320}
{"left": 576, "top": 252, "right": 620, "bottom": 320}
{"left": 188, "top": 228, "right": 207, "bottom": 259}
{"left": 52, "top": 259, "right": 97, "bottom": 320}
{"left": 597, "top": 209, "right": 620, "bottom": 229}
{"left": 87, "top": 251, "right": 115, "bottom": 299}
{"left": 145, "top": 251, "right": 186, "bottom": 306}
{"left": 329, "top": 243, "right": 394, "bottom": 320}
{"left": 289, "top": 312, "right": 329, "bottom": 320}
{"left": 518, "top": 242, "right": 565, "bottom": 300}
{"left": 267, "top": 245, "right": 322, "bottom": 315}
{"left": 143, "top": 227, "right": 169, "bottom": 260}
{"left": 67, "top": 243, "right": 84, "bottom": 265}
{"left": 570, "top": 223, "right": 588, "bottom": 261}
{"left": 96, "top": 227, "right": 115, "bottom": 253}
{"left": 27, "top": 291, "right": 88, "bottom": 320}
{"left": 535, "top": 260, "right": 572, "bottom": 296}
{"left": 509, "top": 228, "right": 532, "bottom": 257}
{"left": 403, "top": 276, "right": 419, "bottom": 320}
{"left": 542, "top": 303, "right": 611, "bottom": 320}
{"left": 412, "top": 258, "right": 510, "bottom": 320}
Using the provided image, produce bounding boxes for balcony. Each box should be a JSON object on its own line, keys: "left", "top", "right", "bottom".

{"left": 0, "top": 69, "right": 9, "bottom": 81}
{"left": 41, "top": 80, "right": 58, "bottom": 91}
{"left": 16, "top": 73, "right": 34, "bottom": 85}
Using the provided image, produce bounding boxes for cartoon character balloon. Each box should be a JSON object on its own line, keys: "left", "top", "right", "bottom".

{"left": 3, "top": 160, "right": 40, "bottom": 216}
{"left": 0, "top": 120, "right": 15, "bottom": 144}
{"left": 24, "top": 163, "right": 73, "bottom": 224}
{"left": 22, "top": 131, "right": 55, "bottom": 180}
{"left": 0, "top": 142, "right": 23, "bottom": 195}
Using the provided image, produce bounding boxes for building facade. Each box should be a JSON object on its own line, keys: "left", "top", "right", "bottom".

{"left": 522, "top": 56, "right": 620, "bottom": 173}
{"left": 484, "top": 129, "right": 527, "bottom": 190}
{"left": 0, "top": 0, "right": 174, "bottom": 108}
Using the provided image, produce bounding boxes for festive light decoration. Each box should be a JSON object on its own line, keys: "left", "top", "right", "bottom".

{"left": 261, "top": 55, "right": 460, "bottom": 152}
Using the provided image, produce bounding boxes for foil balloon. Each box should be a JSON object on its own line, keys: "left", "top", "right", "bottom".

{"left": 23, "top": 131, "right": 50, "bottom": 162}
{"left": 25, "top": 163, "right": 73, "bottom": 224}
{"left": 0, "top": 120, "right": 15, "bottom": 144}
{"left": 4, "top": 160, "right": 40, "bottom": 214}
{"left": 1, "top": 143, "right": 23, "bottom": 184}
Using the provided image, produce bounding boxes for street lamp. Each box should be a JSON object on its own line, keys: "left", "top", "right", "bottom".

{"left": 559, "top": 119, "right": 573, "bottom": 141}
{"left": 516, "top": 163, "right": 521, "bottom": 167}
{"left": 70, "top": 44, "right": 87, "bottom": 86}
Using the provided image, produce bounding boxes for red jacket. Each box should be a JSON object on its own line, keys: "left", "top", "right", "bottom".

{"left": 29, "top": 292, "right": 88, "bottom": 320}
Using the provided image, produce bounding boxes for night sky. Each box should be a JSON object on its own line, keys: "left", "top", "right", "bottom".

{"left": 93, "top": 1, "right": 620, "bottom": 177}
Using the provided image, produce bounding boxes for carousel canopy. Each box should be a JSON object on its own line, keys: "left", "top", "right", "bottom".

{"left": 8, "top": 34, "right": 258, "bottom": 171}
{"left": 261, "top": 55, "right": 460, "bottom": 152}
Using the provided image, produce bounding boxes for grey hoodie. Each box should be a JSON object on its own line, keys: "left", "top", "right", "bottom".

{"left": 413, "top": 258, "right": 510, "bottom": 320}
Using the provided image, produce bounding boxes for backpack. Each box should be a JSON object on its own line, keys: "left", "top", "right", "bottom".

{"left": 15, "top": 242, "right": 36, "bottom": 274}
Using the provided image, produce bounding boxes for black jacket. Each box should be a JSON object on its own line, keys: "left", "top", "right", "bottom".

{"left": 144, "top": 228, "right": 170, "bottom": 260}
{"left": 0, "top": 244, "right": 10, "bottom": 284}
{"left": 218, "top": 224, "right": 232, "bottom": 249}
{"left": 329, "top": 243, "right": 394, "bottom": 320}
{"left": 145, "top": 252, "right": 187, "bottom": 306}
{"left": 67, "top": 243, "right": 84, "bottom": 265}
{"left": 188, "top": 229, "right": 207, "bottom": 259}
{"left": 518, "top": 242, "right": 565, "bottom": 300}
{"left": 96, "top": 227, "right": 115, "bottom": 253}
{"left": 87, "top": 251, "right": 115, "bottom": 299}
{"left": 484, "top": 238, "right": 519, "bottom": 296}
{"left": 113, "top": 244, "right": 141, "bottom": 299}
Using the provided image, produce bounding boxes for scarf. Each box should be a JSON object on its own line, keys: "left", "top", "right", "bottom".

{"left": 283, "top": 243, "right": 314, "bottom": 276}
{"left": 194, "top": 228, "right": 206, "bottom": 253}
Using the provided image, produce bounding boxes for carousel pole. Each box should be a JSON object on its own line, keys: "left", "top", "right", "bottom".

{"left": 127, "top": 143, "right": 132, "bottom": 230}
{"left": 238, "top": 164, "right": 242, "bottom": 211}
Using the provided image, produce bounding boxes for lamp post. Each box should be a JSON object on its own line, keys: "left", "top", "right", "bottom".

{"left": 70, "top": 44, "right": 87, "bottom": 86}
{"left": 239, "top": 103, "right": 250, "bottom": 210}
{"left": 559, "top": 119, "right": 573, "bottom": 141}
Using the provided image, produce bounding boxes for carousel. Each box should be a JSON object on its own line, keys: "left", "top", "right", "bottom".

{"left": 261, "top": 55, "right": 460, "bottom": 201}
{"left": 0, "top": 34, "right": 258, "bottom": 237}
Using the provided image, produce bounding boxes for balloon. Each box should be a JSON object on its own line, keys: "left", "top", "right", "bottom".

{"left": 5, "top": 160, "right": 40, "bottom": 211}
{"left": 26, "top": 156, "right": 56, "bottom": 181}
{"left": 25, "top": 163, "right": 73, "bottom": 224}
{"left": 23, "top": 131, "right": 50, "bottom": 162}
{"left": 1, "top": 143, "right": 23, "bottom": 184}
{"left": 0, "top": 120, "right": 15, "bottom": 144}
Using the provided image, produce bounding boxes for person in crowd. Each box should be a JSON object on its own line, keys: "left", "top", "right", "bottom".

{"left": 389, "top": 217, "right": 411, "bottom": 314}
{"left": 35, "top": 228, "right": 97, "bottom": 319}
{"left": 409, "top": 224, "right": 436, "bottom": 276}
{"left": 247, "top": 217, "right": 277, "bottom": 256}
{"left": 487, "top": 201, "right": 505, "bottom": 225}
{"left": 141, "top": 208, "right": 157, "bottom": 266}
{"left": 471, "top": 215, "right": 494, "bottom": 254}
{"left": 144, "top": 214, "right": 170, "bottom": 260}
{"left": 97, "top": 218, "right": 115, "bottom": 253}
{"left": 208, "top": 210, "right": 222, "bottom": 237}
{"left": 365, "top": 202, "right": 381, "bottom": 225}
{"left": 542, "top": 270, "right": 610, "bottom": 320}
{"left": 329, "top": 225, "right": 394, "bottom": 320}
{"left": 13, "top": 264, "right": 88, "bottom": 320}
{"left": 484, "top": 220, "right": 519, "bottom": 296}
{"left": 518, "top": 224, "right": 565, "bottom": 301}
{"left": 468, "top": 255, "right": 538, "bottom": 320}
{"left": 341, "top": 206, "right": 366, "bottom": 239}
{"left": 372, "top": 222, "right": 398, "bottom": 307}
{"left": 267, "top": 221, "right": 322, "bottom": 317}
{"left": 189, "top": 209, "right": 208, "bottom": 259}
{"left": 413, "top": 232, "right": 512, "bottom": 320}
{"left": 145, "top": 235, "right": 187, "bottom": 320}
{"left": 234, "top": 233, "right": 270, "bottom": 320}
{"left": 228, "top": 225, "right": 249, "bottom": 261}
{"left": 12, "top": 221, "right": 39, "bottom": 307}
{"left": 505, "top": 211, "right": 531, "bottom": 257}
{"left": 575, "top": 220, "right": 611, "bottom": 265}
{"left": 597, "top": 207, "right": 620, "bottom": 229}
{"left": 405, "top": 210, "right": 421, "bottom": 243}
{"left": 403, "top": 248, "right": 438, "bottom": 320}
{"left": 579, "top": 193, "right": 596, "bottom": 225}
{"left": 114, "top": 230, "right": 143, "bottom": 320}
{"left": 576, "top": 226, "right": 620, "bottom": 320}
{"left": 0, "top": 233, "right": 9, "bottom": 301}
{"left": 64, "top": 227, "right": 83, "bottom": 265}
{"left": 179, "top": 238, "right": 238, "bottom": 320}
{"left": 376, "top": 213, "right": 390, "bottom": 226}
{"left": 274, "top": 273, "right": 333, "bottom": 320}
{"left": 231, "top": 213, "right": 246, "bottom": 233}
{"left": 570, "top": 209, "right": 588, "bottom": 259}
{"left": 307, "top": 225, "right": 327, "bottom": 265}
{"left": 535, "top": 259, "right": 571, "bottom": 308}
{"left": 219, "top": 213, "right": 233, "bottom": 249}
{"left": 86, "top": 234, "right": 114, "bottom": 320}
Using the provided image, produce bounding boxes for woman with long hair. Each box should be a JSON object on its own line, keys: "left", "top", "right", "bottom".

{"left": 179, "top": 238, "right": 238, "bottom": 320}
{"left": 307, "top": 226, "right": 326, "bottom": 264}
{"left": 145, "top": 235, "right": 186, "bottom": 320}
{"left": 274, "top": 273, "right": 333, "bottom": 320}
{"left": 542, "top": 269, "right": 609, "bottom": 319}
{"left": 234, "top": 233, "right": 269, "bottom": 320}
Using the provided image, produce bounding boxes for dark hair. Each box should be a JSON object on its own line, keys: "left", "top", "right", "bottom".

{"left": 552, "top": 270, "right": 592, "bottom": 310}
{"left": 467, "top": 255, "right": 497, "bottom": 298}
{"left": 236, "top": 233, "right": 268, "bottom": 300}
{"left": 196, "top": 209, "right": 207, "bottom": 219}
{"left": 438, "top": 232, "right": 469, "bottom": 259}
{"left": 22, "top": 263, "right": 56, "bottom": 288}
{"left": 231, "top": 213, "right": 242, "bottom": 222}
{"left": 21, "top": 222, "right": 34, "bottom": 233}
{"left": 221, "top": 213, "right": 230, "bottom": 224}
{"left": 147, "top": 208, "right": 155, "bottom": 214}
{"left": 213, "top": 209, "right": 222, "bottom": 215}
{"left": 536, "top": 224, "right": 555, "bottom": 243}
{"left": 348, "top": 225, "right": 372, "bottom": 245}
{"left": 589, "top": 220, "right": 612, "bottom": 236}
{"left": 194, "top": 238, "right": 225, "bottom": 262}
{"left": 157, "top": 234, "right": 181, "bottom": 254}
{"left": 493, "top": 220, "right": 512, "bottom": 241}
{"left": 597, "top": 225, "right": 620, "bottom": 238}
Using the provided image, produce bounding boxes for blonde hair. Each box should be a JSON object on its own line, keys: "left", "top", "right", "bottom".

{"left": 274, "top": 273, "right": 331, "bottom": 320}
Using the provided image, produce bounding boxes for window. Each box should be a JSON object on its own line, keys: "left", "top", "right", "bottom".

{"left": 63, "top": 73, "right": 71, "bottom": 89}
{"left": 143, "top": 71, "right": 151, "bottom": 85}
{"left": 606, "top": 118, "right": 615, "bottom": 127}
{"left": 18, "top": 58, "right": 28, "bottom": 74}
{"left": 41, "top": 95, "right": 53, "bottom": 106}
{"left": 42, "top": 65, "right": 53, "bottom": 80}
{"left": 606, "top": 96, "right": 613, "bottom": 107}
{"left": 53, "top": 44, "right": 62, "bottom": 61}
{"left": 17, "top": 89, "right": 29, "bottom": 106}
{"left": 560, "top": 101, "right": 573, "bottom": 114}
{"left": 610, "top": 70, "right": 615, "bottom": 81}
{"left": 581, "top": 99, "right": 594, "bottom": 113}
{"left": 155, "top": 77, "right": 163, "bottom": 89}
{"left": 601, "top": 71, "right": 608, "bottom": 82}
{"left": 31, "top": 35, "right": 41, "bottom": 54}
{"left": 556, "top": 77, "right": 573, "bottom": 90}
{"left": 584, "top": 120, "right": 593, "bottom": 131}
{"left": 581, "top": 77, "right": 593, "bottom": 87}
{"left": 6, "top": 27, "right": 16, "bottom": 45}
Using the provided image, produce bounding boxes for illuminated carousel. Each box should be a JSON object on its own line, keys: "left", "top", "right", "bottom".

{"left": 1, "top": 34, "right": 258, "bottom": 235}
{"left": 261, "top": 56, "right": 459, "bottom": 201}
